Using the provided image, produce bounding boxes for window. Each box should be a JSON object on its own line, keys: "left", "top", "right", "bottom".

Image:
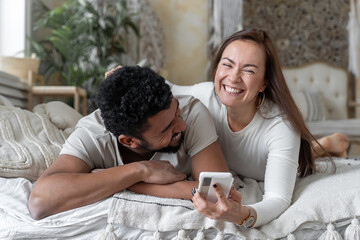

{"left": 0, "top": 0, "right": 29, "bottom": 57}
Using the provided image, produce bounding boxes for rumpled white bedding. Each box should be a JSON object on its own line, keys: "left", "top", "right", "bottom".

{"left": 262, "top": 158, "right": 360, "bottom": 238}
{"left": 106, "top": 178, "right": 266, "bottom": 239}
{"left": 103, "top": 158, "right": 360, "bottom": 240}
{"left": 1, "top": 158, "right": 360, "bottom": 240}
{"left": 0, "top": 177, "right": 110, "bottom": 239}
{"left": 0, "top": 177, "right": 240, "bottom": 239}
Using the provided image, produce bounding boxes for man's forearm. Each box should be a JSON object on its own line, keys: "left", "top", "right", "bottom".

{"left": 29, "top": 163, "right": 144, "bottom": 220}
{"left": 128, "top": 181, "right": 198, "bottom": 200}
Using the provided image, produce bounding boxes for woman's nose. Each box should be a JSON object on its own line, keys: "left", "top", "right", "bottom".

{"left": 228, "top": 69, "right": 242, "bottom": 82}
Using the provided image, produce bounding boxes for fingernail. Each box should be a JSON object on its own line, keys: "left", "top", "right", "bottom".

{"left": 213, "top": 184, "right": 217, "bottom": 188}
{"left": 191, "top": 187, "right": 196, "bottom": 196}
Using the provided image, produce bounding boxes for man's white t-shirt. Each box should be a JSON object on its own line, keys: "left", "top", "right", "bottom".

{"left": 170, "top": 81, "right": 300, "bottom": 227}
{"left": 60, "top": 95, "right": 218, "bottom": 175}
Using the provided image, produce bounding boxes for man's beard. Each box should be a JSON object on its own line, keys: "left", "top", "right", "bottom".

{"left": 138, "top": 132, "right": 185, "bottom": 154}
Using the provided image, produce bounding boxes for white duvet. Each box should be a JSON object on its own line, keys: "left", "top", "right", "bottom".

{"left": 1, "top": 98, "right": 360, "bottom": 240}
{"left": 1, "top": 158, "right": 360, "bottom": 240}
{"left": 0, "top": 177, "right": 238, "bottom": 239}
{"left": 0, "top": 177, "right": 110, "bottom": 239}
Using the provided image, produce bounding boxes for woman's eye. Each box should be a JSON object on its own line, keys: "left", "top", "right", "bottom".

{"left": 222, "top": 63, "right": 231, "bottom": 67}
{"left": 243, "top": 69, "right": 255, "bottom": 74}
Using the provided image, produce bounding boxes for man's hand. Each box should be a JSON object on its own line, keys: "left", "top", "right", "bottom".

{"left": 140, "top": 160, "right": 186, "bottom": 184}
{"left": 92, "top": 160, "right": 186, "bottom": 185}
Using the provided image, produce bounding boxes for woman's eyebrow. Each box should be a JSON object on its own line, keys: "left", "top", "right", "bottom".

{"left": 242, "top": 64, "right": 258, "bottom": 69}
{"left": 221, "top": 57, "right": 235, "bottom": 64}
{"left": 221, "top": 58, "right": 259, "bottom": 69}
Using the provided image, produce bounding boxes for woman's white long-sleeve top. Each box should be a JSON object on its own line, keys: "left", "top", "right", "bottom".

{"left": 169, "top": 81, "right": 300, "bottom": 227}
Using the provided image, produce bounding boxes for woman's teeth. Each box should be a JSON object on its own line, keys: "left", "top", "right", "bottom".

{"left": 224, "top": 85, "right": 241, "bottom": 94}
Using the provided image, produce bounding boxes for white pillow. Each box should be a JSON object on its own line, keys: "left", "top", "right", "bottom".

{"left": 291, "top": 91, "right": 327, "bottom": 121}
{"left": 0, "top": 105, "right": 66, "bottom": 181}
{"left": 261, "top": 158, "right": 360, "bottom": 239}
{"left": 0, "top": 102, "right": 83, "bottom": 180}
{"left": 0, "top": 94, "right": 14, "bottom": 107}
{"left": 33, "top": 101, "right": 82, "bottom": 130}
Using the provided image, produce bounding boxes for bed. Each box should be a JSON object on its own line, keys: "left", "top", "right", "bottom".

{"left": 1, "top": 62, "right": 360, "bottom": 240}
{"left": 282, "top": 62, "right": 360, "bottom": 143}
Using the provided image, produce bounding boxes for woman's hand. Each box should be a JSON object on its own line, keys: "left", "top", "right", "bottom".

{"left": 192, "top": 184, "right": 249, "bottom": 225}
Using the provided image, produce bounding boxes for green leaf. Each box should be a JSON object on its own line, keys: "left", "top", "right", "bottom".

{"left": 26, "top": 0, "right": 140, "bottom": 112}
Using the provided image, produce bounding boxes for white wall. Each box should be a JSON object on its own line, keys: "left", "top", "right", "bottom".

{"left": 149, "top": 0, "right": 208, "bottom": 85}
{"left": 0, "top": 0, "right": 208, "bottom": 85}
{"left": 0, "top": 0, "right": 26, "bottom": 57}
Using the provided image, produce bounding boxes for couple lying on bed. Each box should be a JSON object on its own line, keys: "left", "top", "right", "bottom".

{"left": 28, "top": 29, "right": 348, "bottom": 228}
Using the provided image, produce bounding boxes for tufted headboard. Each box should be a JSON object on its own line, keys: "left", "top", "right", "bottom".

{"left": 282, "top": 62, "right": 351, "bottom": 120}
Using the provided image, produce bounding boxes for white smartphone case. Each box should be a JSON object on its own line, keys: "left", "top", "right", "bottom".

{"left": 198, "top": 172, "right": 234, "bottom": 203}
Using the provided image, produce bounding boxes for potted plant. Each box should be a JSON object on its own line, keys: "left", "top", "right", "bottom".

{"left": 28, "top": 0, "right": 140, "bottom": 112}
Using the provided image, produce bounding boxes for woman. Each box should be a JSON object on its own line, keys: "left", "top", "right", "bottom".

{"left": 168, "top": 29, "right": 348, "bottom": 227}
{"left": 105, "top": 29, "right": 348, "bottom": 227}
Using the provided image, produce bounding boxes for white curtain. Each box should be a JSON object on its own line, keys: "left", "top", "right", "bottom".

{"left": 347, "top": 0, "right": 360, "bottom": 77}
{"left": 207, "top": 0, "right": 243, "bottom": 78}
{"left": 122, "top": 0, "right": 165, "bottom": 72}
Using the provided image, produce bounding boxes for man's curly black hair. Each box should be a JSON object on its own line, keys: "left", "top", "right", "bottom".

{"left": 96, "top": 66, "right": 172, "bottom": 139}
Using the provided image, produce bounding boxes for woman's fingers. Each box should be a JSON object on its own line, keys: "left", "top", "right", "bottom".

{"left": 192, "top": 189, "right": 216, "bottom": 217}
{"left": 229, "top": 187, "right": 242, "bottom": 202}
{"left": 192, "top": 186, "right": 244, "bottom": 223}
{"left": 212, "top": 183, "right": 227, "bottom": 202}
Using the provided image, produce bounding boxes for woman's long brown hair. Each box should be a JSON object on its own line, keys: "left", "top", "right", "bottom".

{"left": 212, "top": 29, "right": 328, "bottom": 177}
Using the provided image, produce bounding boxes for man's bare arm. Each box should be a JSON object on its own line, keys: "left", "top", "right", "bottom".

{"left": 128, "top": 141, "right": 229, "bottom": 198}
{"left": 190, "top": 141, "right": 229, "bottom": 181}
{"left": 128, "top": 181, "right": 197, "bottom": 200}
{"left": 28, "top": 154, "right": 185, "bottom": 220}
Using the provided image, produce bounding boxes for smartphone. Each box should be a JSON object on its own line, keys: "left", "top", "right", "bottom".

{"left": 197, "top": 172, "right": 234, "bottom": 203}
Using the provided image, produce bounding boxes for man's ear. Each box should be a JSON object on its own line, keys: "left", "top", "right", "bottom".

{"left": 118, "top": 134, "right": 140, "bottom": 149}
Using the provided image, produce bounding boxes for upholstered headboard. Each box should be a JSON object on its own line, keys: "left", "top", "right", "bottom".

{"left": 282, "top": 62, "right": 351, "bottom": 120}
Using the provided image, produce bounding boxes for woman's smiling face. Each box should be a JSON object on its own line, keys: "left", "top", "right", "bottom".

{"left": 214, "top": 40, "right": 267, "bottom": 109}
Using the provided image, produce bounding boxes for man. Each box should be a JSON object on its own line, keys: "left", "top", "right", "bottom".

{"left": 28, "top": 66, "right": 228, "bottom": 220}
